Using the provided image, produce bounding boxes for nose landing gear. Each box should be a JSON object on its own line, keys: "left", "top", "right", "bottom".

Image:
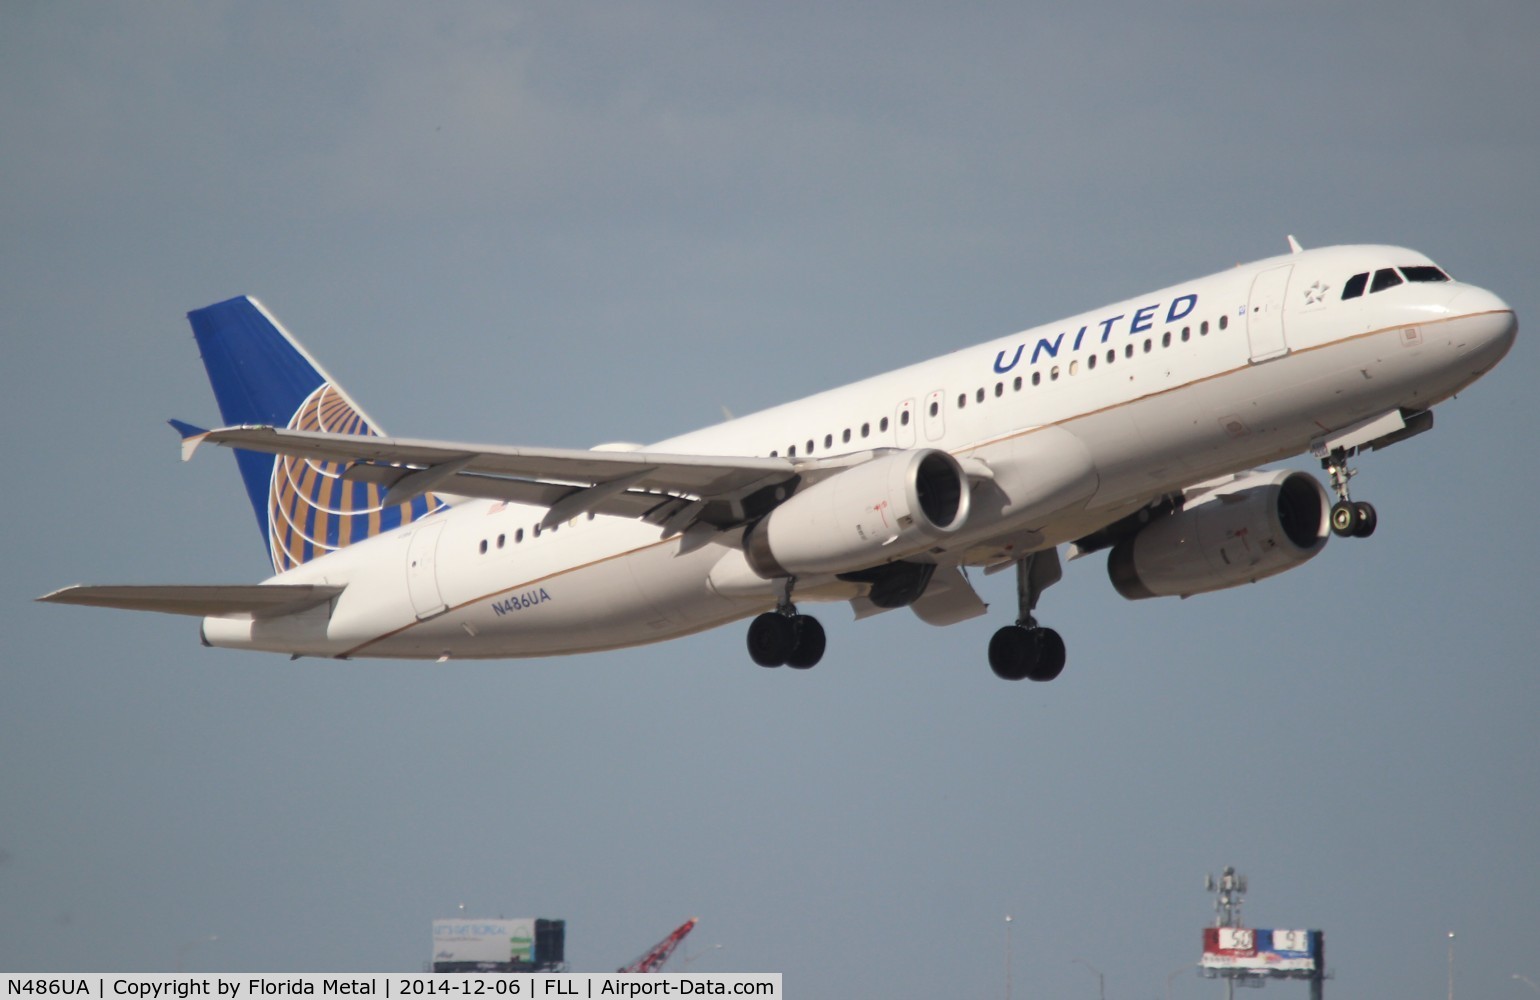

{"left": 1323, "top": 447, "right": 1378, "bottom": 538}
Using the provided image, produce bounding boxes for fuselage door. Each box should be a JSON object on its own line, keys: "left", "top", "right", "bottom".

{"left": 1246, "top": 264, "right": 1293, "bottom": 363}
{"left": 406, "top": 518, "right": 449, "bottom": 620}
{"left": 895, "top": 398, "right": 917, "bottom": 448}
{"left": 923, "top": 389, "right": 946, "bottom": 442}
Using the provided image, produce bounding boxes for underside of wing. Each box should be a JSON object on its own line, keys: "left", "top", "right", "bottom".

{"left": 182, "top": 425, "right": 868, "bottom": 531}
{"left": 37, "top": 584, "right": 344, "bottom": 619}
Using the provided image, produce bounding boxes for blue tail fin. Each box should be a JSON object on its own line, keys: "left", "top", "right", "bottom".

{"left": 185, "top": 296, "right": 444, "bottom": 574}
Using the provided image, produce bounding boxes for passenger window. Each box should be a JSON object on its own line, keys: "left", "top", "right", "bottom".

{"left": 1125, "top": 343, "right": 1134, "bottom": 358}
{"left": 1401, "top": 265, "right": 1450, "bottom": 283}
{"left": 806, "top": 439, "right": 814, "bottom": 454}
{"left": 479, "top": 540, "right": 488, "bottom": 555}
{"left": 861, "top": 423, "right": 870, "bottom": 438}
{"left": 1371, "top": 268, "right": 1403, "bottom": 293}
{"left": 1013, "top": 376, "right": 1022, "bottom": 391}
{"left": 976, "top": 388, "right": 985, "bottom": 403}
{"left": 884, "top": 416, "right": 893, "bottom": 431}
{"left": 1050, "top": 365, "right": 1060, "bottom": 381}
{"left": 497, "top": 534, "right": 505, "bottom": 549}
{"left": 788, "top": 445, "right": 796, "bottom": 457}
{"left": 824, "top": 434, "right": 833, "bottom": 449}
{"left": 1161, "top": 331, "right": 1171, "bottom": 347}
{"left": 842, "top": 428, "right": 851, "bottom": 443}
{"left": 1342, "top": 272, "right": 1369, "bottom": 299}
{"left": 1143, "top": 339, "right": 1152, "bottom": 353}
{"left": 515, "top": 528, "right": 524, "bottom": 543}
{"left": 1200, "top": 320, "right": 1209, "bottom": 336}
{"left": 929, "top": 401, "right": 939, "bottom": 417}
{"left": 1218, "top": 314, "right": 1228, "bottom": 331}
{"left": 1106, "top": 349, "right": 1115, "bottom": 364}
{"left": 994, "top": 382, "right": 1003, "bottom": 397}
{"left": 1088, "top": 353, "right": 1097, "bottom": 370}
{"left": 1032, "top": 371, "right": 1042, "bottom": 386}
{"left": 1181, "top": 326, "right": 1191, "bottom": 342}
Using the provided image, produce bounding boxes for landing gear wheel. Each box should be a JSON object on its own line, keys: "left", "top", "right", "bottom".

{"left": 747, "top": 612, "right": 794, "bottom": 667}
{"left": 1352, "top": 501, "right": 1378, "bottom": 538}
{"left": 988, "top": 625, "right": 1066, "bottom": 682}
{"left": 1330, "top": 501, "right": 1360, "bottom": 538}
{"left": 786, "top": 615, "right": 826, "bottom": 669}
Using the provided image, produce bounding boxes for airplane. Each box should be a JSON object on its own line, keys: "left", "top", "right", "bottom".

{"left": 38, "top": 239, "right": 1517, "bottom": 681}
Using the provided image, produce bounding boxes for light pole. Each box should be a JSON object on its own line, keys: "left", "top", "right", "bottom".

{"left": 1073, "top": 958, "right": 1106, "bottom": 1000}
{"left": 1167, "top": 965, "right": 1190, "bottom": 1000}
{"left": 1004, "top": 916, "right": 1013, "bottom": 1000}
{"left": 175, "top": 935, "right": 219, "bottom": 972}
{"left": 1447, "top": 932, "right": 1456, "bottom": 1000}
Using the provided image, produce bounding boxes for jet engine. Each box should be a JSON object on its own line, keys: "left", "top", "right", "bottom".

{"left": 1107, "top": 470, "right": 1330, "bottom": 599}
{"left": 744, "top": 449, "right": 970, "bottom": 578}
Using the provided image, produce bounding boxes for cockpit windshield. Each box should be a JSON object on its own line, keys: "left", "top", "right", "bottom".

{"left": 1341, "top": 264, "right": 1451, "bottom": 300}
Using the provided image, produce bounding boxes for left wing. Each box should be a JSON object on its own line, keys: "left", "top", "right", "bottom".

{"left": 183, "top": 424, "right": 869, "bottom": 532}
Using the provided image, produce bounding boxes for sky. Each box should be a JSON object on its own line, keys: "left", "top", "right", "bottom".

{"left": 2, "top": 2, "right": 1537, "bottom": 996}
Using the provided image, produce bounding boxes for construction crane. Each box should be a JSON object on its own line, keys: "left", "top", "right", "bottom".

{"left": 617, "top": 918, "right": 698, "bottom": 973}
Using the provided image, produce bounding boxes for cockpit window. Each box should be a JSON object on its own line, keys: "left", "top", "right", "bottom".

{"left": 1342, "top": 272, "right": 1369, "bottom": 300}
{"left": 1370, "top": 268, "right": 1404, "bottom": 293}
{"left": 1400, "top": 265, "right": 1450, "bottom": 283}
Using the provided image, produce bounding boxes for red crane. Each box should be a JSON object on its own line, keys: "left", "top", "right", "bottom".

{"left": 618, "top": 917, "right": 698, "bottom": 973}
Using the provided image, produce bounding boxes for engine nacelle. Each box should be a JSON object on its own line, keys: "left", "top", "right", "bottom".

{"left": 744, "top": 449, "right": 970, "bottom": 578}
{"left": 1108, "top": 470, "right": 1329, "bottom": 600}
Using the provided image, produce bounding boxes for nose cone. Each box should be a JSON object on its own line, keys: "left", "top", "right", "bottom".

{"left": 1449, "top": 285, "right": 1518, "bottom": 365}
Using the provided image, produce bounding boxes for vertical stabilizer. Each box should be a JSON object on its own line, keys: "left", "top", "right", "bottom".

{"left": 186, "top": 296, "right": 443, "bottom": 573}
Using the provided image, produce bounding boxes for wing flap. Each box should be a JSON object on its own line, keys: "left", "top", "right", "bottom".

{"left": 37, "top": 584, "right": 344, "bottom": 619}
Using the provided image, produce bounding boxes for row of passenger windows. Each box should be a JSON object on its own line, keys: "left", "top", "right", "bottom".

{"left": 476, "top": 512, "right": 596, "bottom": 554}
{"left": 1341, "top": 265, "right": 1450, "bottom": 300}
{"left": 769, "top": 313, "right": 1229, "bottom": 458}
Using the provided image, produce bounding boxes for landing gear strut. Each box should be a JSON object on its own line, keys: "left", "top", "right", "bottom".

{"left": 746, "top": 578, "right": 825, "bottom": 669}
{"left": 1322, "top": 447, "right": 1377, "bottom": 538}
{"left": 988, "top": 550, "right": 1067, "bottom": 682}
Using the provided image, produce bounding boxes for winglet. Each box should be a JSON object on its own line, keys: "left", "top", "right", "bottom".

{"left": 1287, "top": 235, "right": 1304, "bottom": 254}
{"left": 169, "top": 419, "right": 211, "bottom": 462}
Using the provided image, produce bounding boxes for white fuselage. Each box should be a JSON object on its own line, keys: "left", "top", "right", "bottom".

{"left": 202, "top": 245, "right": 1517, "bottom": 659}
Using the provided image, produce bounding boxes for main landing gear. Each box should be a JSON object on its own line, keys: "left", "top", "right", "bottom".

{"left": 1322, "top": 447, "right": 1378, "bottom": 539}
{"left": 746, "top": 579, "right": 826, "bottom": 669}
{"left": 988, "top": 550, "right": 1067, "bottom": 682}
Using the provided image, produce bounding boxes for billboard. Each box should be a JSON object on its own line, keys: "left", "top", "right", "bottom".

{"left": 1201, "top": 928, "right": 1321, "bottom": 974}
{"left": 433, "top": 919, "right": 535, "bottom": 965}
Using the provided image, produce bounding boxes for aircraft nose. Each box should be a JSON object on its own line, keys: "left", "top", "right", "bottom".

{"left": 1449, "top": 285, "right": 1518, "bottom": 356}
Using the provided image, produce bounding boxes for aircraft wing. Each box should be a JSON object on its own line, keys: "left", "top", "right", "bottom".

{"left": 182, "top": 424, "right": 830, "bottom": 531}
{"left": 37, "top": 584, "right": 344, "bottom": 618}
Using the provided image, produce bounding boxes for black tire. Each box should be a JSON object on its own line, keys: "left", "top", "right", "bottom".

{"left": 747, "top": 612, "right": 793, "bottom": 667}
{"left": 1352, "top": 501, "right": 1378, "bottom": 538}
{"left": 988, "top": 625, "right": 1033, "bottom": 681}
{"left": 1330, "top": 501, "right": 1359, "bottom": 538}
{"left": 786, "top": 615, "right": 826, "bottom": 669}
{"left": 1025, "top": 627, "right": 1066, "bottom": 682}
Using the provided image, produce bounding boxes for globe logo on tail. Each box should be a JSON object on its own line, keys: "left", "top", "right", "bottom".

{"left": 267, "top": 384, "right": 444, "bottom": 573}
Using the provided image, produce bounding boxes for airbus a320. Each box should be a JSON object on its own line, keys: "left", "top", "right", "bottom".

{"left": 40, "top": 239, "right": 1517, "bottom": 680}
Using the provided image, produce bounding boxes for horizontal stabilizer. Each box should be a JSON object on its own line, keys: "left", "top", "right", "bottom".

{"left": 37, "top": 583, "right": 344, "bottom": 619}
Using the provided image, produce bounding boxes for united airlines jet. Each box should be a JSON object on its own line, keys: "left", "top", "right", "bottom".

{"left": 40, "top": 240, "right": 1517, "bottom": 680}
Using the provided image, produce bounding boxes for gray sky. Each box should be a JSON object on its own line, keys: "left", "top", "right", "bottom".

{"left": 3, "top": 2, "right": 1537, "bottom": 996}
